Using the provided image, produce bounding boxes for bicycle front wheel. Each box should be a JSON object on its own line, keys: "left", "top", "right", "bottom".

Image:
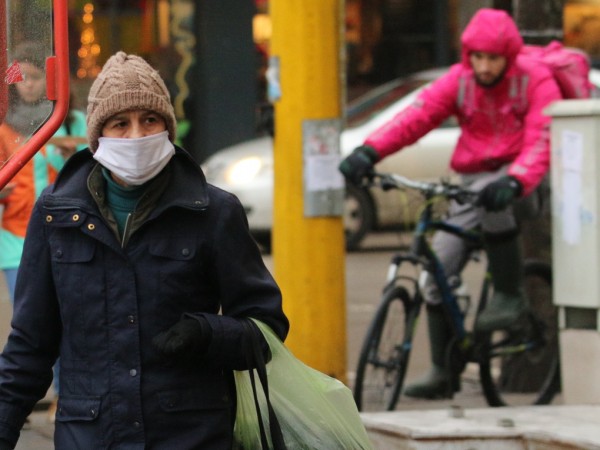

{"left": 479, "top": 260, "right": 560, "bottom": 406}
{"left": 353, "top": 286, "right": 418, "bottom": 412}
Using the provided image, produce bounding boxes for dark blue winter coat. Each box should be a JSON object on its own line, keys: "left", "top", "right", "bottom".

{"left": 0, "top": 148, "right": 289, "bottom": 449}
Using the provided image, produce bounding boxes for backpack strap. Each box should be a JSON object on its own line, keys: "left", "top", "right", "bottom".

{"left": 508, "top": 74, "right": 529, "bottom": 110}
{"left": 457, "top": 76, "right": 466, "bottom": 109}
{"left": 457, "top": 75, "right": 474, "bottom": 111}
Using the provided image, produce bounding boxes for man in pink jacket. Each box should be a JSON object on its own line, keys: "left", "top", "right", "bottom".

{"left": 340, "top": 8, "right": 562, "bottom": 399}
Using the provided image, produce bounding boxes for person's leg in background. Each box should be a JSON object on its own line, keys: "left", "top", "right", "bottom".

{"left": 2, "top": 268, "right": 18, "bottom": 304}
{"left": 472, "top": 167, "right": 543, "bottom": 332}
{"left": 47, "top": 363, "right": 59, "bottom": 423}
{"left": 404, "top": 199, "right": 478, "bottom": 399}
{"left": 474, "top": 188, "right": 541, "bottom": 332}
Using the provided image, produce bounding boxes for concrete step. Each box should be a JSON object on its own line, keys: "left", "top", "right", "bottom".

{"left": 361, "top": 404, "right": 600, "bottom": 450}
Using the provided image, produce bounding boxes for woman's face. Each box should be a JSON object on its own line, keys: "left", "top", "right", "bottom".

{"left": 15, "top": 62, "right": 46, "bottom": 104}
{"left": 101, "top": 109, "right": 167, "bottom": 139}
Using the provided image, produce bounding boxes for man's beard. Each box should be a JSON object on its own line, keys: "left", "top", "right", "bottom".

{"left": 474, "top": 69, "right": 506, "bottom": 88}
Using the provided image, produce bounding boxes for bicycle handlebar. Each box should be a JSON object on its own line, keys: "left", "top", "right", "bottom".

{"left": 370, "top": 172, "right": 479, "bottom": 205}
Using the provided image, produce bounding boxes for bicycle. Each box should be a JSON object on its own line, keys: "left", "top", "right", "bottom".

{"left": 353, "top": 172, "right": 560, "bottom": 411}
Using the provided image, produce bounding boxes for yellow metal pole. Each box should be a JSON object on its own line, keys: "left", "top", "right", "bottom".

{"left": 270, "top": 0, "right": 346, "bottom": 380}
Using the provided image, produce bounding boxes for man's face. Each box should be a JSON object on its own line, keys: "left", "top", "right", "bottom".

{"left": 469, "top": 51, "right": 508, "bottom": 87}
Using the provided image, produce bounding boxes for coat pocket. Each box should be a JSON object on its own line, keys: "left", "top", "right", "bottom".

{"left": 50, "top": 233, "right": 95, "bottom": 264}
{"left": 56, "top": 395, "right": 101, "bottom": 422}
{"left": 148, "top": 237, "right": 201, "bottom": 301}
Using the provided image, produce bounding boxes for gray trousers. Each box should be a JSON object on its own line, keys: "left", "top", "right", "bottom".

{"left": 421, "top": 166, "right": 545, "bottom": 304}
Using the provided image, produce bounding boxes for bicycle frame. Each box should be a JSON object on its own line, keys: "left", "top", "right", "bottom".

{"left": 355, "top": 172, "right": 559, "bottom": 410}
{"left": 386, "top": 186, "right": 482, "bottom": 342}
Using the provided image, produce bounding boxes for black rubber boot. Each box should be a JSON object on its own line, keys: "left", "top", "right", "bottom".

{"left": 475, "top": 233, "right": 528, "bottom": 332}
{"left": 404, "top": 306, "right": 455, "bottom": 399}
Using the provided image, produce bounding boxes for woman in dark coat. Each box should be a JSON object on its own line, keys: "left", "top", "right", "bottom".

{"left": 0, "top": 51, "right": 289, "bottom": 449}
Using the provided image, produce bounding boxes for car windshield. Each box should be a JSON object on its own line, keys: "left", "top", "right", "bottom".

{"left": 345, "top": 77, "right": 432, "bottom": 129}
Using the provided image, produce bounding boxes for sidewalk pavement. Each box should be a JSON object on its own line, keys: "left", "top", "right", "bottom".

{"left": 362, "top": 404, "right": 600, "bottom": 449}
{"left": 16, "top": 405, "right": 54, "bottom": 450}
{"left": 17, "top": 401, "right": 600, "bottom": 449}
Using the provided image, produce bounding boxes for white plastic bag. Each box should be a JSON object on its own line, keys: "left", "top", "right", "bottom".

{"left": 233, "top": 319, "right": 373, "bottom": 450}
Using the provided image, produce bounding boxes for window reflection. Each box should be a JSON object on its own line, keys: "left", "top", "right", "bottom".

{"left": 1, "top": 0, "right": 53, "bottom": 149}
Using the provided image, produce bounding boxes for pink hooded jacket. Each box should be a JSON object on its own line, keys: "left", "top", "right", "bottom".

{"left": 364, "top": 8, "right": 562, "bottom": 196}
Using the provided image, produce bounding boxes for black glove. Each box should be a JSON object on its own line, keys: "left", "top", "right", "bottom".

{"left": 477, "top": 176, "right": 522, "bottom": 212}
{"left": 338, "top": 145, "right": 379, "bottom": 185}
{"left": 152, "top": 316, "right": 212, "bottom": 363}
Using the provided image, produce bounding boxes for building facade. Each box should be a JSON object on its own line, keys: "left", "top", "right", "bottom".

{"left": 62, "top": 0, "right": 600, "bottom": 161}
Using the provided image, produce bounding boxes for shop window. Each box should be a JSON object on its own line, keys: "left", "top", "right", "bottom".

{"left": 564, "top": 0, "right": 600, "bottom": 67}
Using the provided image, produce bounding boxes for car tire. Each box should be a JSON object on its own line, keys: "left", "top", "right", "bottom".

{"left": 344, "top": 184, "right": 375, "bottom": 251}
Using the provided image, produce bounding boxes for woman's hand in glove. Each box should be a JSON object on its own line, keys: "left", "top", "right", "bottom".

{"left": 152, "top": 316, "right": 212, "bottom": 363}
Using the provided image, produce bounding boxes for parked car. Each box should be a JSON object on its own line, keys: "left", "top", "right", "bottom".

{"left": 202, "top": 68, "right": 600, "bottom": 251}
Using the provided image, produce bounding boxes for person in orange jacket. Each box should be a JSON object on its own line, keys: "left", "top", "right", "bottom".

{"left": 0, "top": 42, "right": 87, "bottom": 424}
{"left": 0, "top": 42, "right": 86, "bottom": 303}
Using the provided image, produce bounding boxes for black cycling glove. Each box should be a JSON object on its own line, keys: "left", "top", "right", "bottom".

{"left": 338, "top": 145, "right": 379, "bottom": 185}
{"left": 477, "top": 176, "right": 522, "bottom": 212}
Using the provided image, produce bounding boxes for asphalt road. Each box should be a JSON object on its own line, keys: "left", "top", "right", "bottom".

{"left": 0, "top": 231, "right": 502, "bottom": 448}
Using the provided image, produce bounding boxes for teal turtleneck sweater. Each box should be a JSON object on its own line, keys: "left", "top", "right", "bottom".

{"left": 102, "top": 168, "right": 147, "bottom": 237}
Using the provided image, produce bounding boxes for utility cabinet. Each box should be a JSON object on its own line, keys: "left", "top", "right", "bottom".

{"left": 546, "top": 99, "right": 600, "bottom": 404}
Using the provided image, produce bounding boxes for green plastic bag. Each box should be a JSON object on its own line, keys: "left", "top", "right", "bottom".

{"left": 233, "top": 319, "right": 374, "bottom": 450}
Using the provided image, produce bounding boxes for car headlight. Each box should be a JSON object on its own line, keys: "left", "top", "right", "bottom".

{"left": 225, "top": 156, "right": 264, "bottom": 185}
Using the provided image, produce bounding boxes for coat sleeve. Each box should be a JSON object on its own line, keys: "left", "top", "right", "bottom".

{"left": 190, "top": 188, "right": 289, "bottom": 370}
{"left": 364, "top": 66, "right": 461, "bottom": 160}
{"left": 0, "top": 201, "right": 61, "bottom": 446}
{"left": 507, "top": 70, "right": 561, "bottom": 196}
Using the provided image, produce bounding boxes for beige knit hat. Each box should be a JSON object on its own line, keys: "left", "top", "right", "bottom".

{"left": 86, "top": 51, "right": 177, "bottom": 152}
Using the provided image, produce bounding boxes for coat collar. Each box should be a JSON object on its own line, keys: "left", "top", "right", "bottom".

{"left": 43, "top": 146, "right": 210, "bottom": 216}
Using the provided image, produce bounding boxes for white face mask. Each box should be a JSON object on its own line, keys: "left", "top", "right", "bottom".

{"left": 93, "top": 131, "right": 175, "bottom": 186}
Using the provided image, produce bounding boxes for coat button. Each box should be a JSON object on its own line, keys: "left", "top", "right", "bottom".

{"left": 129, "top": 369, "right": 137, "bottom": 377}
{"left": 181, "top": 248, "right": 190, "bottom": 256}
{"left": 46, "top": 215, "right": 53, "bottom": 222}
{"left": 90, "top": 409, "right": 96, "bottom": 417}
{"left": 133, "top": 421, "right": 140, "bottom": 428}
{"left": 128, "top": 315, "right": 135, "bottom": 324}
{"left": 55, "top": 250, "right": 63, "bottom": 259}
{"left": 72, "top": 214, "right": 80, "bottom": 221}
{"left": 87, "top": 223, "right": 96, "bottom": 231}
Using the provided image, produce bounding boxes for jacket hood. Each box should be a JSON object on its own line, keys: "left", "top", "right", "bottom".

{"left": 461, "top": 8, "right": 523, "bottom": 69}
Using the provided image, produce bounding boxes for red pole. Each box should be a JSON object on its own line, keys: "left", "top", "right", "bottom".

{"left": 0, "top": 0, "right": 7, "bottom": 124}
{"left": 0, "top": 0, "right": 70, "bottom": 189}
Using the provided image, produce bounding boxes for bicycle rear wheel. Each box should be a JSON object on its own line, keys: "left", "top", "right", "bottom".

{"left": 479, "top": 260, "right": 560, "bottom": 406}
{"left": 353, "top": 286, "right": 418, "bottom": 411}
